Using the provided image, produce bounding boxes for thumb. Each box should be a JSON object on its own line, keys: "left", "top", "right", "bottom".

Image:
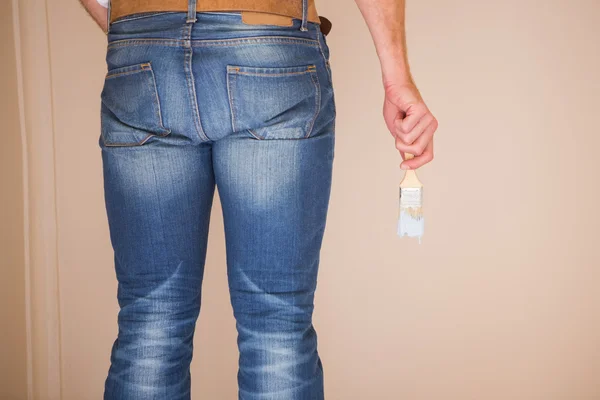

{"left": 383, "top": 97, "right": 406, "bottom": 137}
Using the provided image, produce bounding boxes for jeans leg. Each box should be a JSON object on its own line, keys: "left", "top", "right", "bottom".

{"left": 102, "top": 143, "right": 215, "bottom": 400}
{"left": 213, "top": 131, "right": 334, "bottom": 400}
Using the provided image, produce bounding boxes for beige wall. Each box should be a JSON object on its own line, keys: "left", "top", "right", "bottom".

{"left": 0, "top": 1, "right": 28, "bottom": 399}
{"left": 9, "top": 0, "right": 600, "bottom": 398}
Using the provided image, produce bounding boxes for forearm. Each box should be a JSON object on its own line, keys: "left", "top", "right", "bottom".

{"left": 354, "top": 0, "right": 413, "bottom": 87}
{"left": 79, "top": 0, "right": 108, "bottom": 33}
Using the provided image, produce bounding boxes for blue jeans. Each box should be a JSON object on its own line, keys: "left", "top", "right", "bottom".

{"left": 100, "top": 10, "right": 335, "bottom": 400}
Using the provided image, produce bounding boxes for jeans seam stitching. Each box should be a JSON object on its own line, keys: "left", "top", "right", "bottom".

{"left": 183, "top": 26, "right": 210, "bottom": 142}
{"left": 226, "top": 71, "right": 238, "bottom": 134}
{"left": 147, "top": 64, "right": 171, "bottom": 135}
{"left": 247, "top": 129, "right": 263, "bottom": 140}
{"left": 100, "top": 62, "right": 169, "bottom": 147}
{"left": 316, "top": 32, "right": 332, "bottom": 87}
{"left": 229, "top": 70, "right": 315, "bottom": 77}
{"left": 305, "top": 70, "right": 321, "bottom": 139}
{"left": 105, "top": 62, "right": 152, "bottom": 78}
{"left": 194, "top": 38, "right": 319, "bottom": 47}
{"left": 105, "top": 69, "right": 144, "bottom": 79}
{"left": 107, "top": 37, "right": 319, "bottom": 49}
{"left": 108, "top": 39, "right": 183, "bottom": 49}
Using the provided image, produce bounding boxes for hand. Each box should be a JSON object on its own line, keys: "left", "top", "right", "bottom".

{"left": 79, "top": 0, "right": 109, "bottom": 33}
{"left": 383, "top": 82, "right": 438, "bottom": 170}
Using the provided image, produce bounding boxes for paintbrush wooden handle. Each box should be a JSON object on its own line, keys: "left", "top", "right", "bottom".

{"left": 400, "top": 153, "right": 422, "bottom": 187}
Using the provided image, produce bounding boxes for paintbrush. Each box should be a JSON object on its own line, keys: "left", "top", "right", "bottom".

{"left": 397, "top": 153, "right": 424, "bottom": 243}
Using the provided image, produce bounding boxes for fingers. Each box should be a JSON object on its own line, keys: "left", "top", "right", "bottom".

{"left": 400, "top": 140, "right": 434, "bottom": 170}
{"left": 395, "top": 103, "right": 427, "bottom": 136}
{"left": 396, "top": 112, "right": 434, "bottom": 146}
{"left": 383, "top": 98, "right": 402, "bottom": 138}
{"left": 382, "top": 87, "right": 437, "bottom": 169}
{"left": 395, "top": 116, "right": 437, "bottom": 157}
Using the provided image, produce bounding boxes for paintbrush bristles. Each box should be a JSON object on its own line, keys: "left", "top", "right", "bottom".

{"left": 401, "top": 206, "right": 423, "bottom": 219}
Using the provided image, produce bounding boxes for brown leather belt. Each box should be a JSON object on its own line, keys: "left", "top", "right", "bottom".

{"left": 109, "top": 0, "right": 332, "bottom": 35}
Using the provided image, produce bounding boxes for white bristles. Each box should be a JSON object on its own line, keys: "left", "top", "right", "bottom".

{"left": 397, "top": 209, "right": 424, "bottom": 244}
{"left": 397, "top": 186, "right": 424, "bottom": 243}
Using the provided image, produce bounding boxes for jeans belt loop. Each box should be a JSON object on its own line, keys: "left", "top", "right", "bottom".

{"left": 106, "top": 0, "right": 111, "bottom": 33}
{"left": 187, "top": 0, "right": 198, "bottom": 24}
{"left": 300, "top": 0, "right": 308, "bottom": 31}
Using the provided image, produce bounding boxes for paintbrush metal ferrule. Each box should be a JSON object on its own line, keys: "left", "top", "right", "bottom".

{"left": 400, "top": 187, "right": 423, "bottom": 210}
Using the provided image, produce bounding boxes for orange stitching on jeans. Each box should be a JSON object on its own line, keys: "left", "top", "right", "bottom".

{"left": 231, "top": 71, "right": 313, "bottom": 77}
{"left": 227, "top": 65, "right": 317, "bottom": 78}
{"left": 105, "top": 68, "right": 145, "bottom": 79}
{"left": 147, "top": 66, "right": 170, "bottom": 136}
{"left": 106, "top": 37, "right": 319, "bottom": 50}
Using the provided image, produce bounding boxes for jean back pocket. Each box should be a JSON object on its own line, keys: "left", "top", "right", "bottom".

{"left": 100, "top": 62, "right": 170, "bottom": 147}
{"left": 227, "top": 64, "right": 321, "bottom": 140}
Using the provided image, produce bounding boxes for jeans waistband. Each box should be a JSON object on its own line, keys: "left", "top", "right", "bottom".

{"left": 106, "top": 10, "right": 329, "bottom": 44}
{"left": 108, "top": 0, "right": 321, "bottom": 26}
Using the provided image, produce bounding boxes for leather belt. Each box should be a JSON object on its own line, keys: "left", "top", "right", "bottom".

{"left": 109, "top": 0, "right": 332, "bottom": 35}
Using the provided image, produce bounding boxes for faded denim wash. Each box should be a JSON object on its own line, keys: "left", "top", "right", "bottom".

{"left": 100, "top": 9, "right": 336, "bottom": 400}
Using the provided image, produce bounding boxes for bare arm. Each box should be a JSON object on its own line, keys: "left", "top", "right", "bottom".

{"left": 79, "top": 0, "right": 108, "bottom": 33}
{"left": 355, "top": 0, "right": 437, "bottom": 169}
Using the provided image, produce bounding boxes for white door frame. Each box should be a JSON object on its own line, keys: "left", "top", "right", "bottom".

{"left": 12, "top": 0, "right": 63, "bottom": 398}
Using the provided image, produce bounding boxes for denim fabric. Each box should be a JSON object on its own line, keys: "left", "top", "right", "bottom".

{"left": 100, "top": 11, "right": 335, "bottom": 400}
